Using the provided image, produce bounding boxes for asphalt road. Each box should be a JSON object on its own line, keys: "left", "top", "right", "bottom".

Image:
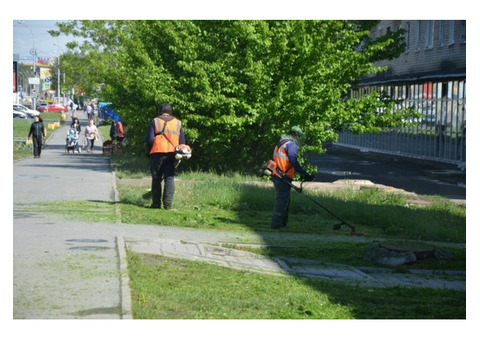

{"left": 309, "top": 145, "right": 466, "bottom": 201}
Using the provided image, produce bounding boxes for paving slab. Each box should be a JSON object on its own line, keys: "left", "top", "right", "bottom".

{"left": 124, "top": 237, "right": 466, "bottom": 291}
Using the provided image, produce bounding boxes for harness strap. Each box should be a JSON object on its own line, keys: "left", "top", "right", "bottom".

{"left": 274, "top": 140, "right": 293, "bottom": 174}
{"left": 154, "top": 118, "right": 180, "bottom": 148}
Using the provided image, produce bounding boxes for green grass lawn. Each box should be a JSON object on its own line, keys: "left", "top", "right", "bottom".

{"left": 128, "top": 252, "right": 465, "bottom": 319}
{"left": 117, "top": 175, "right": 465, "bottom": 243}
{"left": 13, "top": 119, "right": 33, "bottom": 160}
{"left": 13, "top": 119, "right": 32, "bottom": 138}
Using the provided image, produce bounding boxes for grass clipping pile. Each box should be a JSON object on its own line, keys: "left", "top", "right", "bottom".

{"left": 365, "top": 242, "right": 455, "bottom": 266}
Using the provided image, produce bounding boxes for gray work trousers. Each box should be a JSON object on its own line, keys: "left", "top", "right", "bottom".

{"left": 271, "top": 176, "right": 292, "bottom": 229}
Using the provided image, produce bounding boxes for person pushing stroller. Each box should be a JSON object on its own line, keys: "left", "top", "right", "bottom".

{"left": 65, "top": 117, "right": 82, "bottom": 153}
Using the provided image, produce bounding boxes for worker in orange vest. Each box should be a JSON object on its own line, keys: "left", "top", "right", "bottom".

{"left": 271, "top": 126, "right": 315, "bottom": 229}
{"left": 146, "top": 103, "right": 186, "bottom": 209}
{"left": 110, "top": 119, "right": 125, "bottom": 142}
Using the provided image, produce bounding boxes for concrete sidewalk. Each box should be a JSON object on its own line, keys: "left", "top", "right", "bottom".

{"left": 13, "top": 118, "right": 114, "bottom": 204}
{"left": 13, "top": 117, "right": 131, "bottom": 319}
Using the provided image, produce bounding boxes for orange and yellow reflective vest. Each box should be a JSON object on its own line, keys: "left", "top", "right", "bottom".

{"left": 149, "top": 117, "right": 182, "bottom": 154}
{"left": 273, "top": 141, "right": 294, "bottom": 179}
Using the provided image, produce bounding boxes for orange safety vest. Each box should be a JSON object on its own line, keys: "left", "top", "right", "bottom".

{"left": 273, "top": 141, "right": 294, "bottom": 179}
{"left": 117, "top": 121, "right": 124, "bottom": 138}
{"left": 150, "top": 117, "right": 182, "bottom": 154}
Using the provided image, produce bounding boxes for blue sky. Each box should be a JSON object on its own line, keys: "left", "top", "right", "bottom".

{"left": 13, "top": 20, "right": 79, "bottom": 61}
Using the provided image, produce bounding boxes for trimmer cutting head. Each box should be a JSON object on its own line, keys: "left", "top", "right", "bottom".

{"left": 332, "top": 222, "right": 358, "bottom": 235}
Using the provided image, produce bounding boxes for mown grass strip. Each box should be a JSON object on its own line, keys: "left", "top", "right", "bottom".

{"left": 127, "top": 252, "right": 466, "bottom": 319}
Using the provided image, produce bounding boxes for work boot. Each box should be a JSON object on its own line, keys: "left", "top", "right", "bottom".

{"left": 271, "top": 211, "right": 286, "bottom": 230}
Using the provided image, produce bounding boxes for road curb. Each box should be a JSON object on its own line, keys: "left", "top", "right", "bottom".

{"left": 107, "top": 133, "right": 132, "bottom": 318}
{"left": 116, "top": 236, "right": 133, "bottom": 319}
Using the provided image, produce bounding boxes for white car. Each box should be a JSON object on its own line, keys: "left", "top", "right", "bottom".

{"left": 13, "top": 104, "right": 40, "bottom": 118}
{"left": 14, "top": 109, "right": 28, "bottom": 119}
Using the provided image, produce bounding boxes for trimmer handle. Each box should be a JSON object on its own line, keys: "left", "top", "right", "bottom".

{"left": 287, "top": 178, "right": 304, "bottom": 193}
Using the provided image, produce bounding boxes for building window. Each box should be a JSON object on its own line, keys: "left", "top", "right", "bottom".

{"left": 460, "top": 20, "right": 466, "bottom": 43}
{"left": 414, "top": 21, "right": 421, "bottom": 51}
{"left": 438, "top": 20, "right": 445, "bottom": 46}
{"left": 405, "top": 22, "right": 410, "bottom": 51}
{"left": 448, "top": 20, "right": 455, "bottom": 45}
{"left": 425, "top": 20, "right": 434, "bottom": 48}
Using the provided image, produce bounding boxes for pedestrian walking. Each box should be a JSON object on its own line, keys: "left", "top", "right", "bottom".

{"left": 71, "top": 117, "right": 81, "bottom": 134}
{"left": 86, "top": 103, "right": 94, "bottom": 120}
{"left": 28, "top": 115, "right": 46, "bottom": 159}
{"left": 84, "top": 119, "right": 98, "bottom": 153}
{"left": 271, "top": 126, "right": 315, "bottom": 229}
{"left": 146, "top": 103, "right": 186, "bottom": 209}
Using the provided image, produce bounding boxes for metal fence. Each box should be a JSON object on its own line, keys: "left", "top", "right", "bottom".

{"left": 337, "top": 80, "right": 466, "bottom": 167}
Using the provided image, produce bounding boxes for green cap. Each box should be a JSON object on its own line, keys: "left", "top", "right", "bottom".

{"left": 290, "top": 126, "right": 304, "bottom": 136}
{"left": 289, "top": 126, "right": 305, "bottom": 145}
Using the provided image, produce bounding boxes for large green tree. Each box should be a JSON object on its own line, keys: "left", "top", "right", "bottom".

{"left": 53, "top": 20, "right": 414, "bottom": 173}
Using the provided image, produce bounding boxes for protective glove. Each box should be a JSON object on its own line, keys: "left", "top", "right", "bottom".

{"left": 303, "top": 173, "right": 316, "bottom": 182}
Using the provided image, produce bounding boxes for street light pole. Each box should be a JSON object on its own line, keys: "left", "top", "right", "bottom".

{"left": 53, "top": 42, "right": 61, "bottom": 104}
{"left": 18, "top": 20, "right": 37, "bottom": 109}
{"left": 57, "top": 54, "right": 61, "bottom": 103}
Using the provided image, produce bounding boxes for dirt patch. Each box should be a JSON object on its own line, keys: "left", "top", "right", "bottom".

{"left": 245, "top": 179, "right": 436, "bottom": 206}
{"left": 118, "top": 177, "right": 151, "bottom": 187}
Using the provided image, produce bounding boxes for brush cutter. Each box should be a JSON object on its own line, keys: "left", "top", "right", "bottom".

{"left": 174, "top": 144, "right": 192, "bottom": 168}
{"left": 262, "top": 160, "right": 358, "bottom": 235}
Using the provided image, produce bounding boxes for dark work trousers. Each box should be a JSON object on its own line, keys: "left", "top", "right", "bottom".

{"left": 150, "top": 153, "right": 176, "bottom": 209}
{"left": 32, "top": 136, "right": 43, "bottom": 158}
{"left": 271, "top": 176, "right": 292, "bottom": 229}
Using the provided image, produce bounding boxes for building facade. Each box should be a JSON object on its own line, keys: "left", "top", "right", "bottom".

{"left": 338, "top": 20, "right": 466, "bottom": 167}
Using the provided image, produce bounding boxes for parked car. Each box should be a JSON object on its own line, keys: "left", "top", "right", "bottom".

{"left": 13, "top": 104, "right": 40, "bottom": 118}
{"left": 14, "top": 109, "right": 28, "bottom": 119}
{"left": 38, "top": 104, "right": 69, "bottom": 113}
{"left": 36, "top": 103, "right": 48, "bottom": 111}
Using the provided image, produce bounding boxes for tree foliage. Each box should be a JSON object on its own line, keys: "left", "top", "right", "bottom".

{"left": 53, "top": 20, "right": 414, "bottom": 173}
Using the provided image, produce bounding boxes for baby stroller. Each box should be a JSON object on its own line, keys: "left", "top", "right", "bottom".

{"left": 65, "top": 128, "right": 81, "bottom": 153}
